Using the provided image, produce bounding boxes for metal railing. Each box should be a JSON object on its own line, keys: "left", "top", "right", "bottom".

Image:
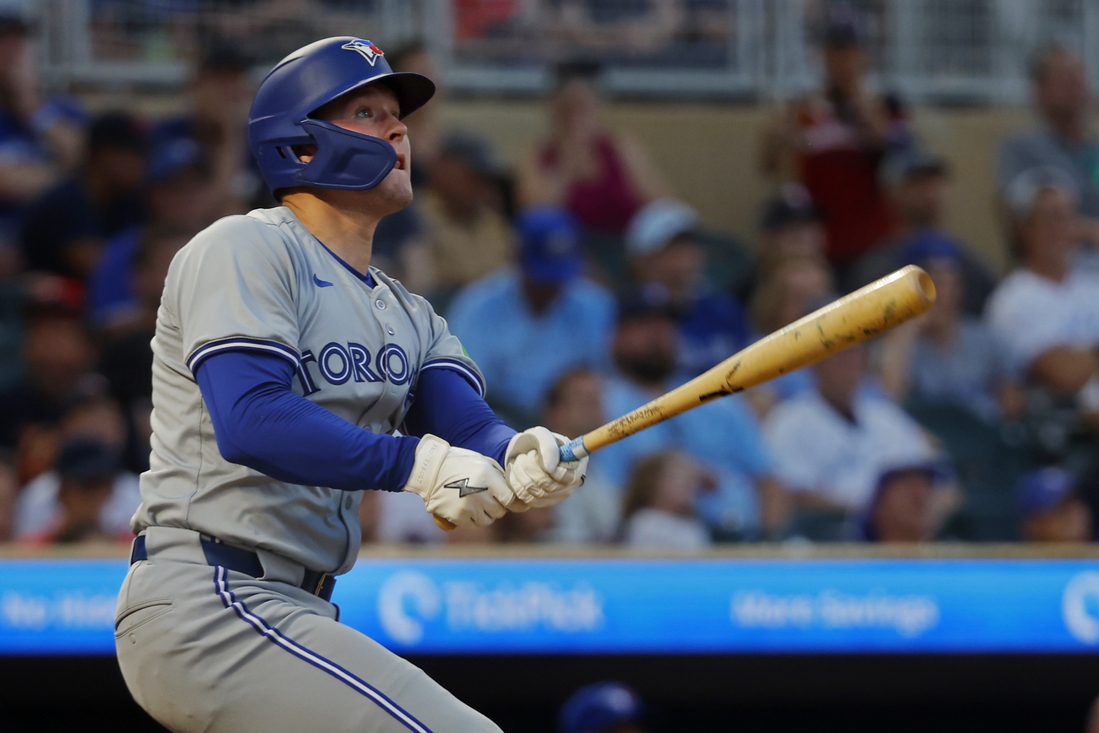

{"left": 26, "top": 0, "right": 1099, "bottom": 103}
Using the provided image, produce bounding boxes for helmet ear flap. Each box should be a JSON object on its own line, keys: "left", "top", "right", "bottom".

{"left": 294, "top": 119, "right": 397, "bottom": 191}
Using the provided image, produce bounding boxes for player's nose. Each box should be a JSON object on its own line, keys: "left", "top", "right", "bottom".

{"left": 382, "top": 113, "right": 408, "bottom": 144}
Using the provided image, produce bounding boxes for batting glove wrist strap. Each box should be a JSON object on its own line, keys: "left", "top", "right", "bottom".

{"left": 404, "top": 434, "right": 515, "bottom": 528}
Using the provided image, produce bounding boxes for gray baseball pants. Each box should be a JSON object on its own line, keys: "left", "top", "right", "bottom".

{"left": 115, "top": 526, "right": 501, "bottom": 733}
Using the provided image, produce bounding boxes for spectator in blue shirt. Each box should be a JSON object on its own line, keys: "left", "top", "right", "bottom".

{"left": 0, "top": 13, "right": 85, "bottom": 269}
{"left": 87, "top": 137, "right": 217, "bottom": 332}
{"left": 625, "top": 198, "right": 754, "bottom": 377}
{"left": 446, "top": 207, "right": 615, "bottom": 426}
{"left": 597, "top": 287, "right": 787, "bottom": 539}
{"left": 21, "top": 112, "right": 147, "bottom": 281}
{"left": 150, "top": 43, "right": 263, "bottom": 215}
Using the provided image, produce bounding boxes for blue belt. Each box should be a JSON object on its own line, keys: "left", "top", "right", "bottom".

{"left": 130, "top": 534, "right": 336, "bottom": 602}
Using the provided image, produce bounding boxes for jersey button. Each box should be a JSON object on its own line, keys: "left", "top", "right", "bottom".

{"left": 344, "top": 495, "right": 353, "bottom": 510}
{"left": 375, "top": 299, "right": 386, "bottom": 310}
{"left": 386, "top": 325, "right": 395, "bottom": 335}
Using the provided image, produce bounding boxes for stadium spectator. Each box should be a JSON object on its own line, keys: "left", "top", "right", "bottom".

{"left": 764, "top": 337, "right": 937, "bottom": 514}
{"left": 625, "top": 198, "right": 753, "bottom": 376}
{"left": 447, "top": 207, "right": 615, "bottom": 425}
{"left": 878, "top": 235, "right": 1023, "bottom": 423}
{"left": 0, "top": 456, "right": 15, "bottom": 542}
{"left": 559, "top": 681, "right": 648, "bottom": 733}
{"left": 0, "top": 290, "right": 98, "bottom": 481}
{"left": 999, "top": 45, "right": 1099, "bottom": 239}
{"left": 622, "top": 451, "right": 714, "bottom": 550}
{"left": 751, "top": 184, "right": 826, "bottom": 290}
{"left": 517, "top": 62, "right": 667, "bottom": 239}
{"left": 98, "top": 224, "right": 193, "bottom": 471}
{"left": 419, "top": 132, "right": 514, "bottom": 298}
{"left": 862, "top": 462, "right": 949, "bottom": 543}
{"left": 543, "top": 368, "right": 620, "bottom": 544}
{"left": 853, "top": 146, "right": 996, "bottom": 313}
{"left": 987, "top": 169, "right": 1099, "bottom": 413}
{"left": 386, "top": 41, "right": 444, "bottom": 188}
{"left": 1015, "top": 467, "right": 1094, "bottom": 543}
{"left": 87, "top": 137, "right": 216, "bottom": 331}
{"left": 14, "top": 394, "right": 139, "bottom": 541}
{"left": 0, "top": 12, "right": 84, "bottom": 272}
{"left": 745, "top": 254, "right": 831, "bottom": 414}
{"left": 599, "top": 288, "right": 786, "bottom": 539}
{"left": 19, "top": 439, "right": 128, "bottom": 545}
{"left": 494, "top": 505, "right": 557, "bottom": 543}
{"left": 150, "top": 44, "right": 262, "bottom": 215}
{"left": 546, "top": 0, "right": 684, "bottom": 56}
{"left": 21, "top": 111, "right": 147, "bottom": 281}
{"left": 759, "top": 2, "right": 902, "bottom": 278}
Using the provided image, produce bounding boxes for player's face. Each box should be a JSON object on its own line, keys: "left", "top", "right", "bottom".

{"left": 315, "top": 84, "right": 413, "bottom": 208}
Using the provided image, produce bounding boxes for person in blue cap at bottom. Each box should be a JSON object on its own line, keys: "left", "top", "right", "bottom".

{"left": 446, "top": 206, "right": 616, "bottom": 425}
{"left": 1015, "top": 467, "right": 1094, "bottom": 542}
{"left": 559, "top": 681, "right": 648, "bottom": 733}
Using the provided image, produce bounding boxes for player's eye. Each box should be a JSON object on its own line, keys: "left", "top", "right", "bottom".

{"left": 355, "top": 107, "right": 373, "bottom": 119}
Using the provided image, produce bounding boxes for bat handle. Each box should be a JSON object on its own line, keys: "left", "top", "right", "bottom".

{"left": 433, "top": 435, "right": 590, "bottom": 532}
{"left": 558, "top": 435, "right": 589, "bottom": 463}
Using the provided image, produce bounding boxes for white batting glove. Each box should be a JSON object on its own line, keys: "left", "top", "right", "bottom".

{"left": 403, "top": 435, "right": 519, "bottom": 528}
{"left": 504, "top": 427, "right": 588, "bottom": 509}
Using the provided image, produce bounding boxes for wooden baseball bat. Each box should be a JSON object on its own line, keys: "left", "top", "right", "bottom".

{"left": 433, "top": 265, "right": 936, "bottom": 531}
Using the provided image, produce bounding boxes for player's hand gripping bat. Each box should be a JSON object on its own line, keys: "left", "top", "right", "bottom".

{"left": 432, "top": 265, "right": 936, "bottom": 531}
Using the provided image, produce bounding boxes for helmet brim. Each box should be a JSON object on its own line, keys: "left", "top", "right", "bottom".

{"left": 307, "top": 71, "right": 436, "bottom": 121}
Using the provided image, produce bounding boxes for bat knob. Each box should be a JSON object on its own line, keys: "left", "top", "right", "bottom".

{"left": 432, "top": 514, "right": 456, "bottom": 531}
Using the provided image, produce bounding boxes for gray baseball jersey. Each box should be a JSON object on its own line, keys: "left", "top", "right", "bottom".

{"left": 132, "top": 205, "right": 483, "bottom": 574}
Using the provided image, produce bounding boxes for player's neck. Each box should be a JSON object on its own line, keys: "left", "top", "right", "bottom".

{"left": 284, "top": 195, "right": 378, "bottom": 273}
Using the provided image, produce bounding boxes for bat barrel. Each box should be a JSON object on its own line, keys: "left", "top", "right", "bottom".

{"left": 569, "top": 265, "right": 937, "bottom": 459}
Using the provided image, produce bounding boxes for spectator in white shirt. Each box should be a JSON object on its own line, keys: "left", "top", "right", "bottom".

{"left": 986, "top": 167, "right": 1099, "bottom": 415}
{"left": 621, "top": 452, "right": 714, "bottom": 551}
{"left": 764, "top": 339, "right": 936, "bottom": 513}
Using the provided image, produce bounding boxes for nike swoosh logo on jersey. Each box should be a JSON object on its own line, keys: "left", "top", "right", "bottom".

{"left": 313, "top": 273, "right": 334, "bottom": 287}
{"left": 443, "top": 478, "right": 488, "bottom": 497}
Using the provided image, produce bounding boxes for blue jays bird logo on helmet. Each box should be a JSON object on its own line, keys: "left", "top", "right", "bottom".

{"left": 342, "top": 39, "right": 385, "bottom": 65}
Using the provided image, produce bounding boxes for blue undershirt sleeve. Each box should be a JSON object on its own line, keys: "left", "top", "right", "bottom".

{"left": 403, "top": 368, "right": 517, "bottom": 466}
{"left": 194, "top": 349, "right": 419, "bottom": 492}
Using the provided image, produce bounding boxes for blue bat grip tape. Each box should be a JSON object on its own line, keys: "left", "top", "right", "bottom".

{"left": 559, "top": 436, "right": 587, "bottom": 463}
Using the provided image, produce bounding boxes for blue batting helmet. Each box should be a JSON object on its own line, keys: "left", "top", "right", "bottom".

{"left": 248, "top": 37, "right": 435, "bottom": 195}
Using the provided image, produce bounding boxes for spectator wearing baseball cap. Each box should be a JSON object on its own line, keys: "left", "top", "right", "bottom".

{"left": 876, "top": 232, "right": 1023, "bottom": 424}
{"left": 1015, "top": 467, "right": 1093, "bottom": 542}
{"left": 598, "top": 286, "right": 786, "bottom": 540}
{"left": 559, "top": 681, "right": 648, "bottom": 733}
{"left": 754, "top": 184, "right": 827, "bottom": 283}
{"left": 150, "top": 42, "right": 262, "bottom": 216}
{"left": 986, "top": 167, "right": 1099, "bottom": 425}
{"left": 21, "top": 111, "right": 148, "bottom": 281}
{"left": 850, "top": 145, "right": 996, "bottom": 314}
{"left": 861, "top": 460, "right": 955, "bottom": 543}
{"left": 446, "top": 207, "right": 615, "bottom": 425}
{"left": 999, "top": 44, "right": 1099, "bottom": 256}
{"left": 625, "top": 198, "right": 754, "bottom": 378}
{"left": 87, "top": 136, "right": 217, "bottom": 332}
{"left": 19, "top": 438, "right": 129, "bottom": 545}
{"left": 759, "top": 2, "right": 903, "bottom": 275}
{"left": 417, "top": 131, "right": 514, "bottom": 297}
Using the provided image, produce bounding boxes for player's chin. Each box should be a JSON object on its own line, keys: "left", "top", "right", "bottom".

{"left": 374, "top": 170, "right": 414, "bottom": 211}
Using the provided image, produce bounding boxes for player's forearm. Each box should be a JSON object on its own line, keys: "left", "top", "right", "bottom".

{"left": 403, "top": 367, "right": 516, "bottom": 466}
{"left": 195, "top": 350, "right": 419, "bottom": 491}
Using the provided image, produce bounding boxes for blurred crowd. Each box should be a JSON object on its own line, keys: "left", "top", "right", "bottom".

{"left": 0, "top": 3, "right": 1096, "bottom": 552}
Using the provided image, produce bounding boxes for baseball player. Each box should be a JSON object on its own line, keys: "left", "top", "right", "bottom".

{"left": 114, "top": 37, "right": 587, "bottom": 733}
